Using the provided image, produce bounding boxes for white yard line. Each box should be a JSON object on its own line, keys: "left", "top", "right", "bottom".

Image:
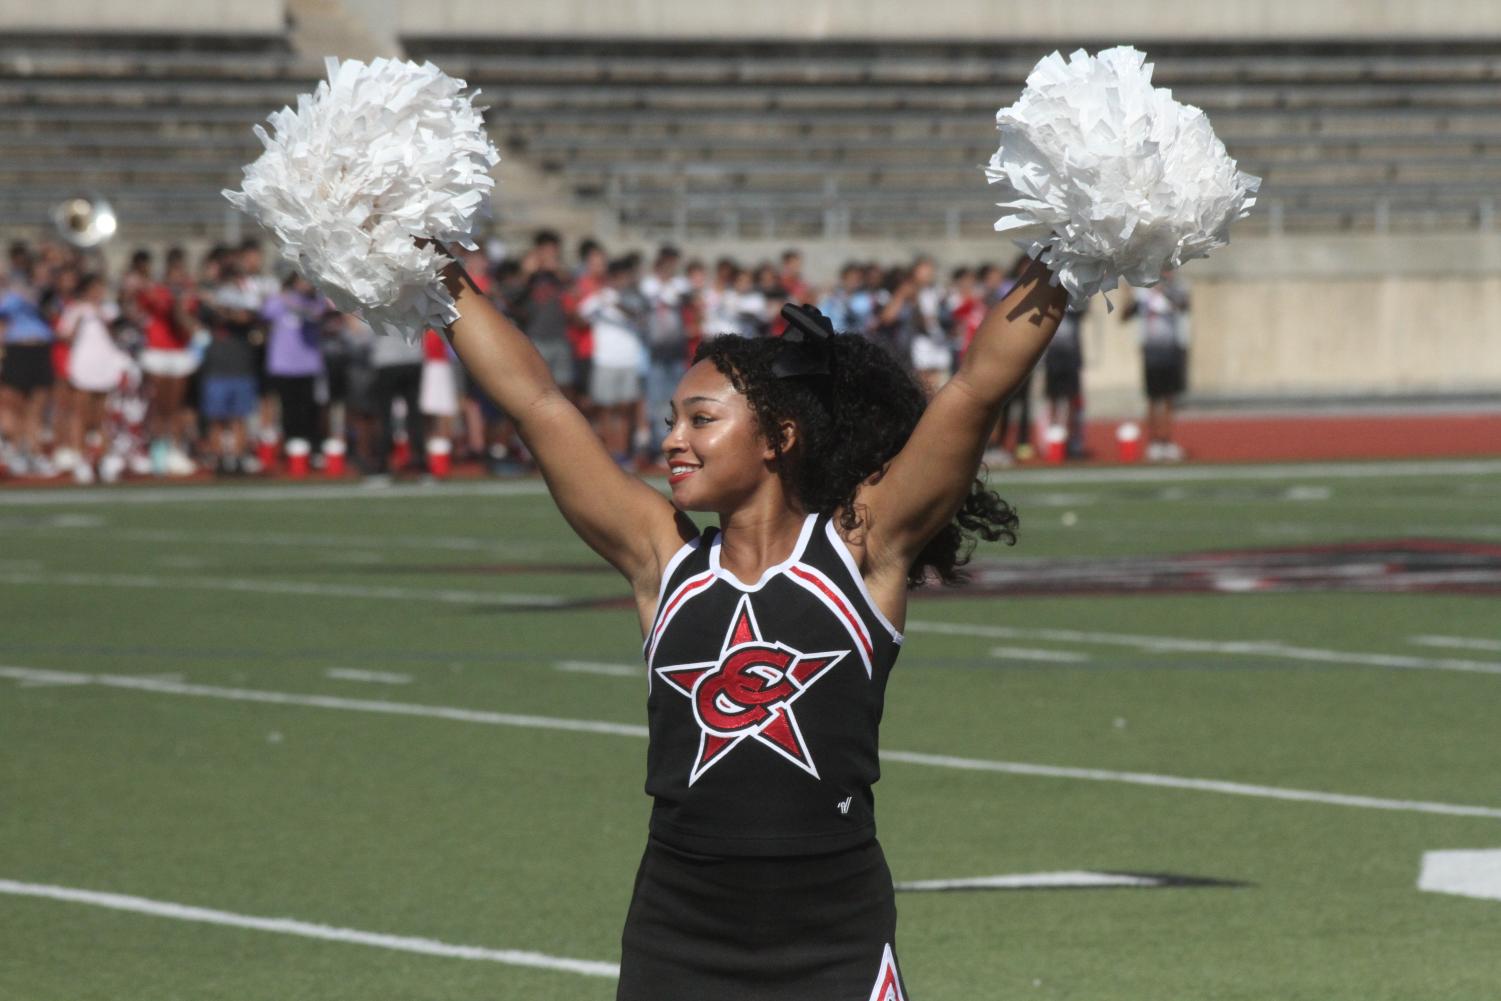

{"left": 989, "top": 458, "right": 1501, "bottom": 486}
{"left": 5, "top": 665, "right": 1497, "bottom": 821}
{"left": 0, "top": 570, "right": 568, "bottom": 609}
{"left": 9, "top": 570, "right": 1493, "bottom": 676}
{"left": 907, "top": 621, "right": 1501, "bottom": 676}
{"left": 0, "top": 459, "right": 1496, "bottom": 509}
{"left": 553, "top": 660, "right": 642, "bottom": 678}
{"left": 0, "top": 480, "right": 552, "bottom": 507}
{"left": 0, "top": 667, "right": 649, "bottom": 738}
{"left": 896, "top": 872, "right": 1159, "bottom": 891}
{"left": 323, "top": 668, "right": 414, "bottom": 685}
{"left": 1411, "top": 635, "right": 1501, "bottom": 654}
{"left": 27, "top": 524, "right": 563, "bottom": 556}
{"left": 0, "top": 879, "right": 618, "bottom": 978}
{"left": 875, "top": 750, "right": 1501, "bottom": 820}
{"left": 988, "top": 646, "right": 1092, "bottom": 664}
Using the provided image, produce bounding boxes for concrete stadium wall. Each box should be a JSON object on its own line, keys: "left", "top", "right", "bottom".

{"left": 632, "top": 232, "right": 1501, "bottom": 415}
{"left": 0, "top": 0, "right": 284, "bottom": 33}
{"left": 400, "top": 0, "right": 1501, "bottom": 40}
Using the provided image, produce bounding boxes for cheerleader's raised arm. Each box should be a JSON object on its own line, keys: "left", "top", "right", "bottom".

{"left": 436, "top": 263, "right": 694, "bottom": 610}
{"left": 221, "top": 57, "right": 692, "bottom": 619}
{"left": 851, "top": 257, "right": 1066, "bottom": 598}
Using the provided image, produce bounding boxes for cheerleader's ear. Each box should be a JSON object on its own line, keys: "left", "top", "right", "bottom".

{"left": 763, "top": 419, "right": 799, "bottom": 461}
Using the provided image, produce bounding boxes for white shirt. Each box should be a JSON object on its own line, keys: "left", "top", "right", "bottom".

{"left": 581, "top": 286, "right": 645, "bottom": 369}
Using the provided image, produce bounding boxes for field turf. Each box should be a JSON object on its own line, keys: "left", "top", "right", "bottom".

{"left": 2, "top": 458, "right": 1499, "bottom": 1001}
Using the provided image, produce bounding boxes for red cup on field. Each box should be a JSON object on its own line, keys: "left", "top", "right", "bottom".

{"left": 1116, "top": 421, "right": 1143, "bottom": 463}
{"left": 285, "top": 438, "right": 311, "bottom": 478}
{"left": 1043, "top": 425, "right": 1067, "bottom": 464}
{"left": 256, "top": 430, "right": 278, "bottom": 471}
{"left": 427, "top": 437, "right": 452, "bottom": 478}
{"left": 391, "top": 432, "right": 411, "bottom": 471}
{"left": 323, "top": 438, "right": 346, "bottom": 478}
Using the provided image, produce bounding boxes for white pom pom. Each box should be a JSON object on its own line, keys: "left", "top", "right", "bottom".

{"left": 985, "top": 46, "right": 1260, "bottom": 306}
{"left": 223, "top": 57, "right": 500, "bottom": 340}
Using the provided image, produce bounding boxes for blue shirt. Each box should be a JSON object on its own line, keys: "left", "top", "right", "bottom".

{"left": 0, "top": 291, "right": 53, "bottom": 345}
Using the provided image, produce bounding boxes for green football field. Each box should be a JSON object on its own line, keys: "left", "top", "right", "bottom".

{"left": 2, "top": 458, "right": 1499, "bottom": 1001}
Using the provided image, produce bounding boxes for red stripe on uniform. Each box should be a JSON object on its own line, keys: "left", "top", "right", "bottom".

{"left": 789, "top": 564, "right": 872, "bottom": 658}
{"left": 650, "top": 572, "right": 716, "bottom": 657}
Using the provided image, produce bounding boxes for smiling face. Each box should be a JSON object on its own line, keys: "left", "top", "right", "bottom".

{"left": 662, "top": 361, "right": 783, "bottom": 512}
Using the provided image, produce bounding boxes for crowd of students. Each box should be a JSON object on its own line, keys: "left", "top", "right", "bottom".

{"left": 0, "top": 230, "right": 1191, "bottom": 484}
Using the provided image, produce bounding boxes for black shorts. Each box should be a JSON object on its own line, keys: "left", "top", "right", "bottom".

{"left": 1044, "top": 366, "right": 1081, "bottom": 400}
{"left": 0, "top": 342, "right": 55, "bottom": 393}
{"left": 618, "top": 837, "right": 910, "bottom": 1001}
{"left": 1144, "top": 361, "right": 1186, "bottom": 400}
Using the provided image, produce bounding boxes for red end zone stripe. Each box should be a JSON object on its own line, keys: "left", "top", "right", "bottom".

{"left": 789, "top": 565, "right": 872, "bottom": 658}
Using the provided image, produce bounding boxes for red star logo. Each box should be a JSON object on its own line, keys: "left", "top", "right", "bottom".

{"left": 654, "top": 595, "right": 848, "bottom": 785}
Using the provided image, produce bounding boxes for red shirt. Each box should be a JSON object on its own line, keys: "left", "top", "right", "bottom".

{"left": 422, "top": 329, "right": 449, "bottom": 361}
{"left": 139, "top": 283, "right": 194, "bottom": 351}
{"left": 564, "top": 272, "right": 603, "bottom": 360}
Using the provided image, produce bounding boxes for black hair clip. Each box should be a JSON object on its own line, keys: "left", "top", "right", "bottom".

{"left": 772, "top": 303, "right": 835, "bottom": 379}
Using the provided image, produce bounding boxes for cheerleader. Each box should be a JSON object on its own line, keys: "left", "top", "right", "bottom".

{"left": 436, "top": 253, "right": 1067, "bottom": 1000}
{"left": 57, "top": 273, "right": 132, "bottom": 483}
{"left": 222, "top": 47, "right": 1255, "bottom": 1000}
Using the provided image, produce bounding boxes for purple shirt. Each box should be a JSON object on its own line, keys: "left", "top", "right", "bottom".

{"left": 262, "top": 291, "right": 325, "bottom": 377}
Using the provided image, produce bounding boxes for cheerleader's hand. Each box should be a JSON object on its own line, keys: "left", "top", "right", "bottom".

{"left": 224, "top": 57, "right": 499, "bottom": 342}
{"left": 986, "top": 46, "right": 1259, "bottom": 308}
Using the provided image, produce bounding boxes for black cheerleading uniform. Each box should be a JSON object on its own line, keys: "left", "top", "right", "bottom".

{"left": 618, "top": 512, "right": 912, "bottom": 1001}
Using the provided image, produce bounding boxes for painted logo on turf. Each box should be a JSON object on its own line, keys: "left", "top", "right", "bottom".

{"left": 654, "top": 594, "right": 847, "bottom": 785}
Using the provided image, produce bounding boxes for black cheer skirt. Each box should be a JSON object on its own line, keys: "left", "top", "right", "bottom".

{"left": 617, "top": 837, "right": 911, "bottom": 1001}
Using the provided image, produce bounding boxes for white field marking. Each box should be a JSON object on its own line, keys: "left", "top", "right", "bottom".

{"left": 906, "top": 620, "right": 1501, "bottom": 677}
{"left": 0, "top": 667, "right": 648, "bottom": 738}
{"left": 0, "top": 879, "right": 618, "bottom": 978}
{"left": 1418, "top": 849, "right": 1501, "bottom": 902}
{"left": 111, "top": 527, "right": 554, "bottom": 555}
{"left": 6, "top": 666, "right": 1499, "bottom": 821}
{"left": 896, "top": 872, "right": 1159, "bottom": 891}
{"left": 323, "top": 668, "right": 414, "bottom": 685}
{"left": 1282, "top": 485, "right": 1332, "bottom": 501}
{"left": 20, "top": 523, "right": 563, "bottom": 556}
{"left": 1412, "top": 635, "right": 1501, "bottom": 654}
{"left": 15, "top": 669, "right": 182, "bottom": 689}
{"left": 1015, "top": 492, "right": 1100, "bottom": 508}
{"left": 876, "top": 750, "right": 1501, "bottom": 821}
{"left": 0, "top": 479, "right": 552, "bottom": 507}
{"left": 0, "top": 459, "right": 1495, "bottom": 509}
{"left": 553, "top": 660, "right": 641, "bottom": 678}
{"left": 0, "top": 570, "right": 568, "bottom": 609}
{"left": 987, "top": 646, "right": 1092, "bottom": 664}
{"left": 981, "top": 458, "right": 1501, "bottom": 486}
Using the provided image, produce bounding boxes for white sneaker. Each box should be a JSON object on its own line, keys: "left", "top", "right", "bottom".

{"left": 127, "top": 452, "right": 155, "bottom": 476}
{"left": 99, "top": 453, "right": 125, "bottom": 483}
{"left": 982, "top": 447, "right": 1014, "bottom": 467}
{"left": 28, "top": 455, "right": 56, "bottom": 478}
{"left": 51, "top": 447, "right": 80, "bottom": 472}
{"left": 165, "top": 449, "right": 197, "bottom": 477}
{"left": 239, "top": 455, "right": 263, "bottom": 475}
{"left": 1161, "top": 441, "right": 1185, "bottom": 462}
{"left": 1146, "top": 441, "right": 1167, "bottom": 462}
{"left": 73, "top": 460, "right": 96, "bottom": 484}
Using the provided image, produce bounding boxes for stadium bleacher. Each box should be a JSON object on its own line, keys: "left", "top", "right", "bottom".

{"left": 2, "top": 34, "right": 1500, "bottom": 241}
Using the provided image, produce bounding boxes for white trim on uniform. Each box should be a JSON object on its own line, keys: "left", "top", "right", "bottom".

{"left": 708, "top": 512, "right": 819, "bottom": 591}
{"left": 645, "top": 570, "right": 717, "bottom": 668}
{"left": 786, "top": 561, "right": 874, "bottom": 678}
{"left": 823, "top": 518, "right": 904, "bottom": 644}
{"left": 867, "top": 942, "right": 907, "bottom": 1001}
{"left": 641, "top": 534, "right": 705, "bottom": 655}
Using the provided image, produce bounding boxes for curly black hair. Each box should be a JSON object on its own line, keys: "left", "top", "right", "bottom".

{"left": 693, "top": 333, "right": 1018, "bottom": 588}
